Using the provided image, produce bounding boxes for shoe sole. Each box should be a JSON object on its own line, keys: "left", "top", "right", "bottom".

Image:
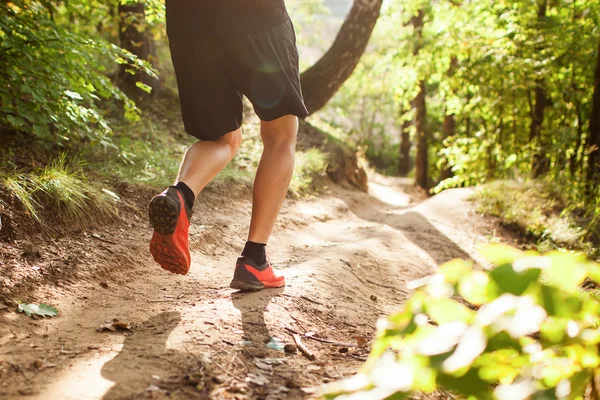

{"left": 149, "top": 194, "right": 189, "bottom": 275}
{"left": 229, "top": 279, "right": 285, "bottom": 292}
{"left": 149, "top": 195, "right": 178, "bottom": 236}
{"left": 150, "top": 232, "right": 189, "bottom": 275}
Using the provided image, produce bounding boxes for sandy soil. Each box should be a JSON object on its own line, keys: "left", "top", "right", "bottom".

{"left": 0, "top": 174, "right": 501, "bottom": 400}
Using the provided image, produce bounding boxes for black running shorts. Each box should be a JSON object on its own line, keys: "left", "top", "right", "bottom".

{"left": 166, "top": 18, "right": 309, "bottom": 141}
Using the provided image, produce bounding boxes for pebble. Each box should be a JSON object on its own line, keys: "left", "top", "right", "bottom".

{"left": 284, "top": 344, "right": 297, "bottom": 354}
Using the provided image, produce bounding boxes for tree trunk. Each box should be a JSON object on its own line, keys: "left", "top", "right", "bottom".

{"left": 587, "top": 37, "right": 600, "bottom": 185}
{"left": 530, "top": 0, "right": 549, "bottom": 178}
{"left": 300, "top": 0, "right": 384, "bottom": 115}
{"left": 530, "top": 80, "right": 548, "bottom": 177}
{"left": 398, "top": 112, "right": 412, "bottom": 176}
{"left": 440, "top": 56, "right": 459, "bottom": 181}
{"left": 415, "top": 79, "right": 428, "bottom": 190}
{"left": 570, "top": 101, "right": 583, "bottom": 176}
{"left": 411, "top": 10, "right": 428, "bottom": 190}
{"left": 117, "top": 1, "right": 158, "bottom": 100}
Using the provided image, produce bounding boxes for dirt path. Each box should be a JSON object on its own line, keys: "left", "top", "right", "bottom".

{"left": 0, "top": 175, "right": 495, "bottom": 400}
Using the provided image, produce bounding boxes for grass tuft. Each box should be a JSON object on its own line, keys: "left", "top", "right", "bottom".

{"left": 1, "top": 154, "right": 118, "bottom": 230}
{"left": 1, "top": 173, "right": 40, "bottom": 220}
{"left": 475, "top": 180, "right": 594, "bottom": 255}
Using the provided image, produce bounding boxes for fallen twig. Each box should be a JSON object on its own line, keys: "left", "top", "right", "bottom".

{"left": 348, "top": 354, "right": 367, "bottom": 362}
{"left": 91, "top": 233, "right": 117, "bottom": 245}
{"left": 285, "top": 327, "right": 355, "bottom": 347}
{"left": 293, "top": 333, "right": 316, "bottom": 361}
{"left": 10, "top": 363, "right": 30, "bottom": 380}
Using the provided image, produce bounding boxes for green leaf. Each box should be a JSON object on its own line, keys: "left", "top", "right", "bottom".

{"left": 437, "top": 368, "right": 491, "bottom": 398}
{"left": 64, "top": 90, "right": 83, "bottom": 100}
{"left": 458, "top": 270, "right": 497, "bottom": 305}
{"left": 438, "top": 259, "right": 473, "bottom": 284}
{"left": 543, "top": 252, "right": 587, "bottom": 292}
{"left": 489, "top": 264, "right": 541, "bottom": 296}
{"left": 6, "top": 114, "right": 25, "bottom": 127}
{"left": 426, "top": 298, "right": 473, "bottom": 324}
{"left": 135, "top": 81, "right": 152, "bottom": 94}
{"left": 33, "top": 124, "right": 51, "bottom": 138}
{"left": 480, "top": 244, "right": 525, "bottom": 266}
{"left": 17, "top": 302, "right": 59, "bottom": 318}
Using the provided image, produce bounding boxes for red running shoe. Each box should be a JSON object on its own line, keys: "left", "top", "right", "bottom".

{"left": 149, "top": 187, "right": 192, "bottom": 275}
{"left": 230, "top": 255, "right": 286, "bottom": 291}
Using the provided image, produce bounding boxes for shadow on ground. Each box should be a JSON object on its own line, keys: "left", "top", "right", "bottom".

{"left": 101, "top": 311, "right": 184, "bottom": 400}
{"left": 338, "top": 190, "right": 472, "bottom": 265}
{"left": 232, "top": 288, "right": 285, "bottom": 351}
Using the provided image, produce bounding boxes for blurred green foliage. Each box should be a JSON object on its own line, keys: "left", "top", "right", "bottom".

{"left": 326, "top": 245, "right": 600, "bottom": 400}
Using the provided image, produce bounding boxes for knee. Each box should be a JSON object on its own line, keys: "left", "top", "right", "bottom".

{"left": 261, "top": 116, "right": 298, "bottom": 149}
{"left": 218, "top": 128, "right": 243, "bottom": 158}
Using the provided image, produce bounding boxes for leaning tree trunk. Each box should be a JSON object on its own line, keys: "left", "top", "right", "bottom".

{"left": 117, "top": 1, "right": 159, "bottom": 100}
{"left": 530, "top": 0, "right": 549, "bottom": 178}
{"left": 300, "top": 0, "right": 383, "bottom": 115}
{"left": 586, "top": 37, "right": 600, "bottom": 186}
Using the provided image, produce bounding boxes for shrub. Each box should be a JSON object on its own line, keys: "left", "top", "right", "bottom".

{"left": 325, "top": 245, "right": 600, "bottom": 400}
{"left": 0, "top": 1, "right": 156, "bottom": 147}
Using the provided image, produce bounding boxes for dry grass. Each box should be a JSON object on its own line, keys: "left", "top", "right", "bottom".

{"left": 1, "top": 154, "right": 118, "bottom": 230}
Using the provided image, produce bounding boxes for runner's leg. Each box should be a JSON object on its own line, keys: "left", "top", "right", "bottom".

{"left": 247, "top": 115, "right": 297, "bottom": 244}
{"left": 176, "top": 128, "right": 243, "bottom": 196}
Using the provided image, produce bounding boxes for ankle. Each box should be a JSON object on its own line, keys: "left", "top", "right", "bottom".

{"left": 174, "top": 182, "right": 195, "bottom": 210}
{"left": 241, "top": 241, "right": 266, "bottom": 264}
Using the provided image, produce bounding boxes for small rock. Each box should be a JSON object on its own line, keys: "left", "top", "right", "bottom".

{"left": 338, "top": 347, "right": 349, "bottom": 353}
{"left": 229, "top": 381, "right": 248, "bottom": 393}
{"left": 286, "top": 380, "right": 300, "bottom": 389}
{"left": 99, "top": 282, "right": 109, "bottom": 289}
{"left": 370, "top": 295, "right": 378, "bottom": 302}
{"left": 213, "top": 375, "right": 227, "bottom": 384}
{"left": 183, "top": 374, "right": 201, "bottom": 386}
{"left": 284, "top": 344, "right": 297, "bottom": 354}
{"left": 246, "top": 348, "right": 267, "bottom": 358}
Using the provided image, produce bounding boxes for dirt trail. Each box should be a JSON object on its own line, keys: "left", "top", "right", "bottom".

{"left": 0, "top": 174, "right": 495, "bottom": 400}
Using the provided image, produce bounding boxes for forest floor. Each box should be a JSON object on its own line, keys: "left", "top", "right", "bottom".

{"left": 0, "top": 173, "right": 516, "bottom": 400}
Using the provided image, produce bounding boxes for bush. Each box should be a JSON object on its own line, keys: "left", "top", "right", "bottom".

{"left": 325, "top": 245, "right": 600, "bottom": 400}
{"left": 475, "top": 180, "right": 596, "bottom": 256}
{"left": 0, "top": 1, "right": 156, "bottom": 147}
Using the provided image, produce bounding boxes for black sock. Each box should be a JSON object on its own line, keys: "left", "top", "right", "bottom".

{"left": 241, "top": 241, "right": 266, "bottom": 264}
{"left": 174, "top": 182, "right": 195, "bottom": 210}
